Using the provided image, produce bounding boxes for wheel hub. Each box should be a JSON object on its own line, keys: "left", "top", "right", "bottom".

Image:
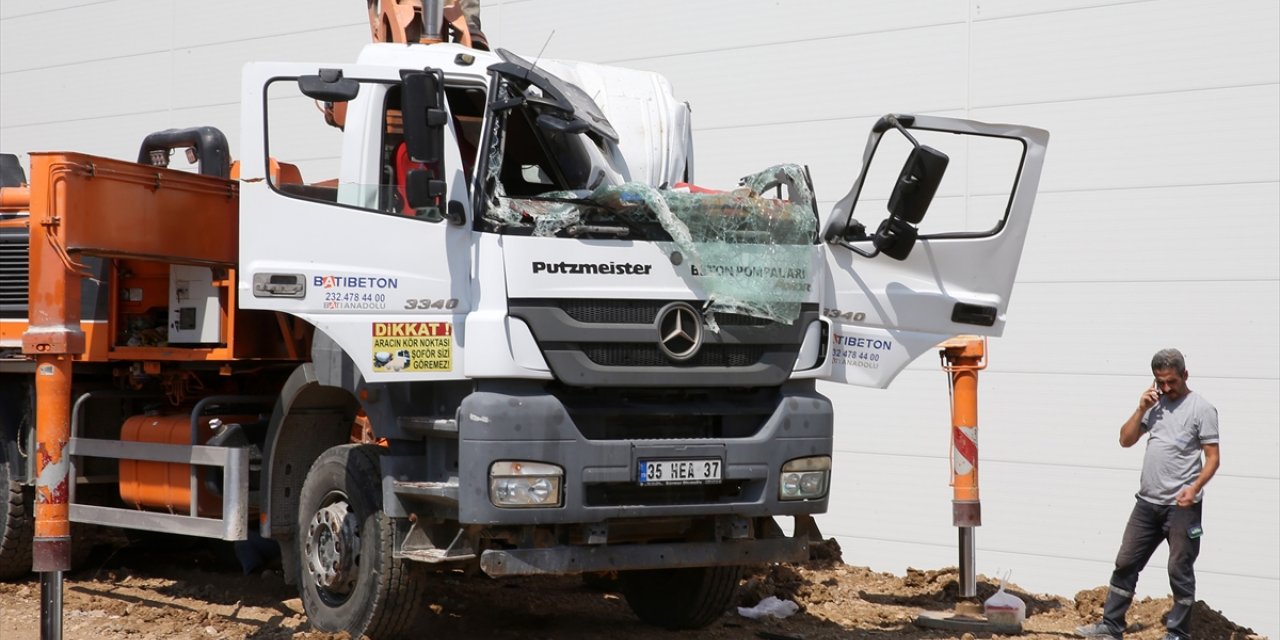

{"left": 305, "top": 499, "right": 360, "bottom": 594}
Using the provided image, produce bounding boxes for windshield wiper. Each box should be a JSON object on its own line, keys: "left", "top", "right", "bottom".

{"left": 563, "top": 223, "right": 630, "bottom": 238}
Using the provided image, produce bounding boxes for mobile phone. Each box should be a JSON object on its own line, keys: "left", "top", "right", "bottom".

{"left": 1153, "top": 378, "right": 1163, "bottom": 397}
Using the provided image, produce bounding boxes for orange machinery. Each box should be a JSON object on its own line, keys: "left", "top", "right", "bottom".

{"left": 18, "top": 151, "right": 310, "bottom": 574}
{"left": 8, "top": 2, "right": 492, "bottom": 634}
{"left": 10, "top": 0, "right": 489, "bottom": 579}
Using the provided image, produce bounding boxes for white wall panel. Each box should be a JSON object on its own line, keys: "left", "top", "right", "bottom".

{"left": 0, "top": 0, "right": 172, "bottom": 74}
{"left": 1018, "top": 183, "right": 1280, "bottom": 283}
{"left": 617, "top": 25, "right": 969, "bottom": 131}
{"left": 828, "top": 372, "right": 1280, "bottom": 479}
{"left": 975, "top": 85, "right": 1280, "bottom": 193}
{"left": 170, "top": 26, "right": 368, "bottom": 110}
{"left": 984, "top": 375, "right": 1278, "bottom": 479}
{"left": 0, "top": 53, "right": 171, "bottom": 128}
{"left": 174, "top": 0, "right": 363, "bottom": 48}
{"left": 0, "top": 1, "right": 107, "bottom": 21}
{"left": 0, "top": 102, "right": 243, "bottom": 171}
{"left": 690, "top": 117, "right": 879, "bottom": 198}
{"left": 0, "top": 112, "right": 172, "bottom": 164}
{"left": 978, "top": 467, "right": 1278, "bottom": 581}
{"left": 974, "top": 0, "right": 1150, "bottom": 21}
{"left": 970, "top": 0, "right": 1280, "bottom": 107}
{"left": 996, "top": 281, "right": 1279, "bottom": 378}
{"left": 488, "top": 0, "right": 967, "bottom": 64}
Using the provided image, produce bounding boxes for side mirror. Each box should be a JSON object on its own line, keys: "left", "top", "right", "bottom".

{"left": 401, "top": 69, "right": 448, "bottom": 165}
{"left": 887, "top": 145, "right": 948, "bottom": 224}
{"left": 871, "top": 217, "right": 918, "bottom": 261}
{"left": 405, "top": 168, "right": 447, "bottom": 217}
{"left": 828, "top": 117, "right": 951, "bottom": 261}
{"left": 298, "top": 68, "right": 359, "bottom": 102}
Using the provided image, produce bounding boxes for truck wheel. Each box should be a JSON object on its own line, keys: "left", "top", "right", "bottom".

{"left": 0, "top": 447, "right": 34, "bottom": 580}
{"left": 619, "top": 565, "right": 742, "bottom": 629}
{"left": 297, "top": 444, "right": 424, "bottom": 639}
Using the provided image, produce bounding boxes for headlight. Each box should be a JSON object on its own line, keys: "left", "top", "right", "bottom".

{"left": 489, "top": 461, "right": 563, "bottom": 508}
{"left": 779, "top": 456, "right": 830, "bottom": 500}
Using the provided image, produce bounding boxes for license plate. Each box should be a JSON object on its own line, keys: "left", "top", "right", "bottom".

{"left": 637, "top": 459, "right": 722, "bottom": 485}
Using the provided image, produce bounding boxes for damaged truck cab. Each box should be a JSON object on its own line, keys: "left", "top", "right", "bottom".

{"left": 0, "top": 35, "right": 1047, "bottom": 639}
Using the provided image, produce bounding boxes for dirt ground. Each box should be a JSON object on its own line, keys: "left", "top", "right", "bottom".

{"left": 0, "top": 536, "right": 1264, "bottom": 640}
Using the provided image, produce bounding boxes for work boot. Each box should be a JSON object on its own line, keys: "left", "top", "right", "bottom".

{"left": 1074, "top": 622, "right": 1123, "bottom": 639}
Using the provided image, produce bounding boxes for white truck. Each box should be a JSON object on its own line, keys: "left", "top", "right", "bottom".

{"left": 0, "top": 7, "right": 1048, "bottom": 638}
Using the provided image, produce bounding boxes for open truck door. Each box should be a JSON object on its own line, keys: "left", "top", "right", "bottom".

{"left": 819, "top": 114, "right": 1049, "bottom": 388}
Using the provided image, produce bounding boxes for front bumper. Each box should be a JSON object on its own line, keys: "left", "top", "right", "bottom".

{"left": 480, "top": 533, "right": 809, "bottom": 577}
{"left": 457, "top": 382, "right": 833, "bottom": 525}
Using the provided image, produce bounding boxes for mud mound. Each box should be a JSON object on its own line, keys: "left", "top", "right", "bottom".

{"left": 1076, "top": 586, "right": 1261, "bottom": 639}
{"left": 1, "top": 535, "right": 1267, "bottom": 640}
{"left": 805, "top": 537, "right": 844, "bottom": 569}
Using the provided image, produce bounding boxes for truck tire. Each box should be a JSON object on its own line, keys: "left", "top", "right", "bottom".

{"left": 0, "top": 447, "right": 34, "bottom": 580}
{"left": 297, "top": 444, "right": 424, "bottom": 640}
{"left": 619, "top": 565, "right": 742, "bottom": 629}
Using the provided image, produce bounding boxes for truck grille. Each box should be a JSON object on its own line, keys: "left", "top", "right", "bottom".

{"left": 0, "top": 230, "right": 28, "bottom": 318}
{"left": 556, "top": 385, "right": 781, "bottom": 440}
{"left": 582, "top": 344, "right": 764, "bottom": 368}
{"left": 584, "top": 480, "right": 754, "bottom": 507}
{"left": 509, "top": 299, "right": 817, "bottom": 388}
{"left": 557, "top": 299, "right": 773, "bottom": 327}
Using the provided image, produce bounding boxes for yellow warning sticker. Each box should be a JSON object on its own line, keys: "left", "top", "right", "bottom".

{"left": 371, "top": 322, "right": 453, "bottom": 372}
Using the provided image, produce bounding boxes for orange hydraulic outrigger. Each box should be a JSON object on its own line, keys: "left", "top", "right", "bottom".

{"left": 940, "top": 336, "right": 986, "bottom": 604}
{"left": 23, "top": 154, "right": 238, "bottom": 639}
{"left": 914, "top": 336, "right": 1018, "bottom": 634}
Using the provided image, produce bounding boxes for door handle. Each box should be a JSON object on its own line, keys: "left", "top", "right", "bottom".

{"left": 951, "top": 302, "right": 997, "bottom": 327}
{"left": 252, "top": 273, "right": 306, "bottom": 298}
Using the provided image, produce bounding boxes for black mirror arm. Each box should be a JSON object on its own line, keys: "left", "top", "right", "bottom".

{"left": 489, "top": 95, "right": 525, "bottom": 112}
{"left": 838, "top": 240, "right": 880, "bottom": 259}
{"left": 889, "top": 117, "right": 922, "bottom": 149}
{"left": 872, "top": 114, "right": 920, "bottom": 145}
{"left": 826, "top": 219, "right": 880, "bottom": 258}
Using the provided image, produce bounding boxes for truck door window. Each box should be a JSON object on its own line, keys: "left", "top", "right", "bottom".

{"left": 851, "top": 130, "right": 1025, "bottom": 238}
{"left": 445, "top": 85, "right": 486, "bottom": 184}
{"left": 264, "top": 78, "right": 440, "bottom": 217}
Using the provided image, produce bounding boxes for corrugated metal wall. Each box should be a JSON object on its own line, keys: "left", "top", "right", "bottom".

{"left": 2, "top": 0, "right": 1277, "bottom": 635}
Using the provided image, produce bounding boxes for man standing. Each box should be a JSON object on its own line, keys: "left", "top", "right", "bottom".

{"left": 1076, "top": 348, "right": 1220, "bottom": 640}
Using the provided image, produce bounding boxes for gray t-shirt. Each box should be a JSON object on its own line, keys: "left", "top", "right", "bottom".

{"left": 1138, "top": 391, "right": 1219, "bottom": 505}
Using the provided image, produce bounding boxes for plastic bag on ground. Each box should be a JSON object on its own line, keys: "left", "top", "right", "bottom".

{"left": 737, "top": 595, "right": 800, "bottom": 619}
{"left": 983, "top": 578, "right": 1026, "bottom": 625}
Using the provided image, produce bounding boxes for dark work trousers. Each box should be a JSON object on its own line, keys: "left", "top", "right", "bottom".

{"left": 1101, "top": 498, "right": 1202, "bottom": 639}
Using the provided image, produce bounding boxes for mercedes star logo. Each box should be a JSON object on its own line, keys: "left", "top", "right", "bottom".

{"left": 656, "top": 302, "right": 704, "bottom": 362}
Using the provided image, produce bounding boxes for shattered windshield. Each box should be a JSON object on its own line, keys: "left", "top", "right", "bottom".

{"left": 477, "top": 56, "right": 818, "bottom": 324}
{"left": 492, "top": 49, "right": 619, "bottom": 142}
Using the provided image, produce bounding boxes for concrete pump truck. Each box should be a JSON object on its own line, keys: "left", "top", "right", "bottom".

{"left": 0, "top": 1, "right": 1048, "bottom": 636}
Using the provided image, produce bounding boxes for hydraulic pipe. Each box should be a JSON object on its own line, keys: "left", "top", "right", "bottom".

{"left": 366, "top": 1, "right": 481, "bottom": 47}
{"left": 940, "top": 336, "right": 986, "bottom": 601}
